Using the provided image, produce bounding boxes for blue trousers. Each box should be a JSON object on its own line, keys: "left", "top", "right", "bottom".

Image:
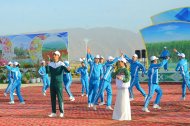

{"left": 81, "top": 77, "right": 89, "bottom": 95}
{"left": 88, "top": 79, "right": 100, "bottom": 104}
{"left": 93, "top": 80, "right": 112, "bottom": 106}
{"left": 63, "top": 79, "right": 73, "bottom": 97}
{"left": 129, "top": 77, "right": 146, "bottom": 99}
{"left": 10, "top": 79, "right": 24, "bottom": 102}
{"left": 144, "top": 83, "right": 162, "bottom": 108}
{"left": 181, "top": 76, "right": 190, "bottom": 98}
{"left": 42, "top": 76, "right": 50, "bottom": 92}
{"left": 164, "top": 62, "right": 168, "bottom": 70}
{"left": 98, "top": 80, "right": 104, "bottom": 102}
{"left": 5, "top": 78, "right": 13, "bottom": 94}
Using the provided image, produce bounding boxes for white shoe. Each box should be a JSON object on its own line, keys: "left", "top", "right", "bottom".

{"left": 13, "top": 93, "right": 17, "bottom": 96}
{"left": 180, "top": 97, "right": 186, "bottom": 101}
{"left": 43, "top": 92, "right": 46, "bottom": 96}
{"left": 70, "top": 97, "right": 75, "bottom": 101}
{"left": 9, "top": 101, "right": 15, "bottom": 104}
{"left": 88, "top": 104, "right": 91, "bottom": 108}
{"left": 153, "top": 104, "right": 161, "bottom": 109}
{"left": 106, "top": 106, "right": 113, "bottom": 110}
{"left": 99, "top": 102, "right": 105, "bottom": 106}
{"left": 48, "top": 113, "right": 57, "bottom": 117}
{"left": 142, "top": 107, "right": 150, "bottom": 112}
{"left": 93, "top": 105, "right": 97, "bottom": 111}
{"left": 20, "top": 102, "right": 25, "bottom": 104}
{"left": 60, "top": 113, "right": 64, "bottom": 118}
{"left": 81, "top": 94, "right": 84, "bottom": 96}
{"left": 4, "top": 93, "right": 7, "bottom": 97}
{"left": 130, "top": 98, "right": 134, "bottom": 101}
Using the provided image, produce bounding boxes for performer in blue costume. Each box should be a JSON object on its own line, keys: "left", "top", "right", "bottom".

{"left": 160, "top": 46, "right": 170, "bottom": 71}
{"left": 124, "top": 54, "right": 147, "bottom": 101}
{"left": 87, "top": 48, "right": 103, "bottom": 108}
{"left": 75, "top": 58, "right": 89, "bottom": 97}
{"left": 38, "top": 60, "right": 50, "bottom": 96}
{"left": 63, "top": 61, "right": 75, "bottom": 101}
{"left": 93, "top": 56, "right": 119, "bottom": 111}
{"left": 5, "top": 62, "right": 25, "bottom": 104}
{"left": 4, "top": 61, "right": 14, "bottom": 97}
{"left": 174, "top": 48, "right": 190, "bottom": 101}
{"left": 142, "top": 56, "right": 169, "bottom": 112}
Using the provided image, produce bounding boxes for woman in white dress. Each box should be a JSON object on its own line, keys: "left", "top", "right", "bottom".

{"left": 112, "top": 57, "right": 131, "bottom": 121}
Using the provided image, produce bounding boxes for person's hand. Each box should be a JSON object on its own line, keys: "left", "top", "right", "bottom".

{"left": 87, "top": 47, "right": 91, "bottom": 54}
{"left": 173, "top": 48, "right": 177, "bottom": 53}
{"left": 166, "top": 56, "right": 170, "bottom": 60}
{"left": 120, "top": 50, "right": 124, "bottom": 57}
{"left": 116, "top": 75, "right": 123, "bottom": 80}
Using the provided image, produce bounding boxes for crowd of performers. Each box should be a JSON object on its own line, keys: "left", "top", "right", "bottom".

{"left": 2, "top": 47, "right": 190, "bottom": 121}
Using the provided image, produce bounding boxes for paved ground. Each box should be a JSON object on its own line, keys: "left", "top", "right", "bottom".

{"left": 0, "top": 82, "right": 190, "bottom": 126}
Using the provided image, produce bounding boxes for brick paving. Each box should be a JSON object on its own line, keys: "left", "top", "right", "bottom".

{"left": 0, "top": 82, "right": 190, "bottom": 126}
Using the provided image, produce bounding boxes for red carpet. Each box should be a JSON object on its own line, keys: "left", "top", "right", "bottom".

{"left": 0, "top": 82, "right": 190, "bottom": 126}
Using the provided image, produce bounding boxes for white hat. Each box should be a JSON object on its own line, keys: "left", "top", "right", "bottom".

{"left": 95, "top": 55, "right": 100, "bottom": 59}
{"left": 79, "top": 58, "right": 83, "bottom": 62}
{"left": 164, "top": 46, "right": 167, "bottom": 49}
{"left": 41, "top": 60, "right": 45, "bottom": 63}
{"left": 178, "top": 53, "right": 185, "bottom": 58}
{"left": 118, "top": 57, "right": 127, "bottom": 63}
{"left": 14, "top": 62, "right": 19, "bottom": 66}
{"left": 100, "top": 56, "right": 104, "bottom": 59}
{"left": 8, "top": 61, "right": 13, "bottom": 65}
{"left": 108, "top": 56, "right": 114, "bottom": 61}
{"left": 150, "top": 56, "right": 159, "bottom": 61}
{"left": 133, "top": 54, "right": 138, "bottom": 58}
{"left": 53, "top": 50, "right": 61, "bottom": 56}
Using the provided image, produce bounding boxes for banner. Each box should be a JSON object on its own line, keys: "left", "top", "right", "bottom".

{"left": 0, "top": 32, "right": 68, "bottom": 66}
{"left": 151, "top": 7, "right": 190, "bottom": 24}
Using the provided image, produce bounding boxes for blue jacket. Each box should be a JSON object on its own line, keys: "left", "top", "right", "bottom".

{"left": 63, "top": 62, "right": 72, "bottom": 82}
{"left": 7, "top": 67, "right": 13, "bottom": 80}
{"left": 87, "top": 53, "right": 103, "bottom": 80}
{"left": 124, "top": 55, "right": 146, "bottom": 78}
{"left": 148, "top": 60, "right": 168, "bottom": 84}
{"left": 175, "top": 51, "right": 189, "bottom": 78}
{"left": 176, "top": 59, "right": 189, "bottom": 78}
{"left": 6, "top": 66, "right": 22, "bottom": 81}
{"left": 38, "top": 66, "right": 48, "bottom": 77}
{"left": 160, "top": 50, "right": 170, "bottom": 58}
{"left": 76, "top": 60, "right": 89, "bottom": 79}
{"left": 102, "top": 57, "right": 119, "bottom": 82}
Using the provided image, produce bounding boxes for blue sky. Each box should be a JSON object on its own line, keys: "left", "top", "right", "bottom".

{"left": 141, "top": 22, "right": 190, "bottom": 42}
{"left": 0, "top": 0, "right": 190, "bottom": 35}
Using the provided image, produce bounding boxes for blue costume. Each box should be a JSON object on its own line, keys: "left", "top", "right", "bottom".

{"left": 160, "top": 49, "right": 170, "bottom": 71}
{"left": 5, "top": 68, "right": 13, "bottom": 94}
{"left": 175, "top": 52, "right": 190, "bottom": 99}
{"left": 75, "top": 60, "right": 89, "bottom": 96}
{"left": 63, "top": 61, "right": 74, "bottom": 99}
{"left": 144, "top": 60, "right": 168, "bottom": 109}
{"left": 87, "top": 54, "right": 103, "bottom": 105}
{"left": 93, "top": 57, "right": 119, "bottom": 107}
{"left": 124, "top": 54, "right": 147, "bottom": 99}
{"left": 6, "top": 65, "right": 24, "bottom": 103}
{"left": 38, "top": 66, "right": 50, "bottom": 94}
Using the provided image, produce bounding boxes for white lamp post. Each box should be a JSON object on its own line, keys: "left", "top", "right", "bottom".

{"left": 84, "top": 38, "right": 89, "bottom": 56}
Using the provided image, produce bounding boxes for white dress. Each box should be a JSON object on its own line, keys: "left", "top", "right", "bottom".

{"left": 112, "top": 78, "right": 131, "bottom": 121}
